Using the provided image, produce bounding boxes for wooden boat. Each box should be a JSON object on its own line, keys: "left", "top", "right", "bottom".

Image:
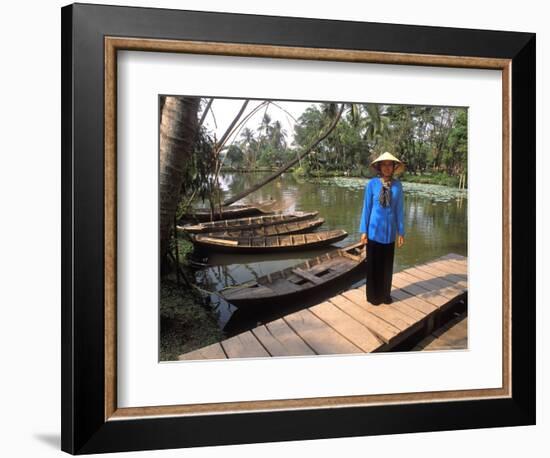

{"left": 218, "top": 241, "right": 366, "bottom": 309}
{"left": 203, "top": 217, "right": 325, "bottom": 238}
{"left": 179, "top": 211, "right": 319, "bottom": 234}
{"left": 192, "top": 229, "right": 348, "bottom": 253}
{"left": 180, "top": 200, "right": 277, "bottom": 222}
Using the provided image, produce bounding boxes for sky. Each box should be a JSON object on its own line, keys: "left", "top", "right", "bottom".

{"left": 200, "top": 98, "right": 320, "bottom": 148}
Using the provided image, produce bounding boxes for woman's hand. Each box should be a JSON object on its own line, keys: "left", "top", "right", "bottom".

{"left": 360, "top": 233, "right": 368, "bottom": 245}
{"left": 397, "top": 235, "right": 405, "bottom": 248}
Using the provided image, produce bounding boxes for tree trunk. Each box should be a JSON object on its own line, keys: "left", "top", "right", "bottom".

{"left": 223, "top": 104, "right": 345, "bottom": 206}
{"left": 159, "top": 96, "right": 200, "bottom": 262}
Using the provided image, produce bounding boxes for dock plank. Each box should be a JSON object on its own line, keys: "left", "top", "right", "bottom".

{"left": 178, "top": 342, "right": 227, "bottom": 361}
{"left": 439, "top": 255, "right": 468, "bottom": 271}
{"left": 428, "top": 259, "right": 467, "bottom": 277}
{"left": 342, "top": 288, "right": 416, "bottom": 330}
{"left": 392, "top": 272, "right": 451, "bottom": 308}
{"left": 251, "top": 325, "right": 293, "bottom": 357}
{"left": 284, "top": 309, "right": 363, "bottom": 355}
{"left": 354, "top": 284, "right": 428, "bottom": 322}
{"left": 221, "top": 331, "right": 271, "bottom": 358}
{"left": 252, "top": 320, "right": 315, "bottom": 356}
{"left": 388, "top": 298, "right": 427, "bottom": 322}
{"left": 412, "top": 262, "right": 467, "bottom": 287}
{"left": 398, "top": 271, "right": 464, "bottom": 299}
{"left": 389, "top": 287, "right": 438, "bottom": 315}
{"left": 436, "top": 259, "right": 468, "bottom": 277}
{"left": 400, "top": 269, "right": 466, "bottom": 301}
{"left": 329, "top": 294, "right": 401, "bottom": 343}
{"left": 404, "top": 266, "right": 461, "bottom": 289}
{"left": 264, "top": 319, "right": 316, "bottom": 355}
{"left": 309, "top": 301, "right": 383, "bottom": 352}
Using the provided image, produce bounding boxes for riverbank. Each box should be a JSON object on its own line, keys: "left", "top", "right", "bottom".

{"left": 160, "top": 239, "right": 225, "bottom": 361}
{"left": 399, "top": 172, "right": 463, "bottom": 188}
{"left": 293, "top": 169, "right": 464, "bottom": 188}
{"left": 220, "top": 167, "right": 465, "bottom": 188}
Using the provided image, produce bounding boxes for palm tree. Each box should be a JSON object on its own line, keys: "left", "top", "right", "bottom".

{"left": 270, "top": 120, "right": 287, "bottom": 151}
{"left": 239, "top": 127, "right": 256, "bottom": 167}
{"left": 258, "top": 112, "right": 273, "bottom": 138}
{"left": 159, "top": 96, "right": 200, "bottom": 261}
{"left": 363, "top": 104, "right": 390, "bottom": 151}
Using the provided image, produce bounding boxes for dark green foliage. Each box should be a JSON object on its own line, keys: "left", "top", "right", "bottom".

{"left": 159, "top": 279, "right": 225, "bottom": 361}
{"left": 291, "top": 103, "right": 467, "bottom": 182}
{"left": 225, "top": 144, "right": 244, "bottom": 166}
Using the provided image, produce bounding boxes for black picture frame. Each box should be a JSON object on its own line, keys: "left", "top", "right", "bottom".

{"left": 61, "top": 2, "right": 536, "bottom": 454}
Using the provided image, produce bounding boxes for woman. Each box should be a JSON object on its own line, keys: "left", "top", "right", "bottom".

{"left": 359, "top": 152, "right": 406, "bottom": 305}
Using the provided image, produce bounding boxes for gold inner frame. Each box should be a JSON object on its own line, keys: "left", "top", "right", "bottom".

{"left": 104, "top": 37, "right": 512, "bottom": 421}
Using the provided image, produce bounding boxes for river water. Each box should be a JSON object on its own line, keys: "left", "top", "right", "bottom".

{"left": 192, "top": 172, "right": 467, "bottom": 333}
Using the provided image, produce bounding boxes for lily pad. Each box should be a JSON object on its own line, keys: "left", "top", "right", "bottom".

{"left": 307, "top": 176, "right": 467, "bottom": 202}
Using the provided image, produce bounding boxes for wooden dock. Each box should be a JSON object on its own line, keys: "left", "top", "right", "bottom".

{"left": 178, "top": 253, "right": 468, "bottom": 360}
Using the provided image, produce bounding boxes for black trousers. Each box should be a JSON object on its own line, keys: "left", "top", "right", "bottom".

{"left": 365, "top": 239, "right": 395, "bottom": 305}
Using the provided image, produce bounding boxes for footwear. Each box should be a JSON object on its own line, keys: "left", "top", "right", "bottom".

{"left": 369, "top": 299, "right": 382, "bottom": 306}
{"left": 383, "top": 296, "right": 393, "bottom": 304}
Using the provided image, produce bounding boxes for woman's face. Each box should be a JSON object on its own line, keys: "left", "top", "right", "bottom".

{"left": 379, "top": 160, "right": 395, "bottom": 177}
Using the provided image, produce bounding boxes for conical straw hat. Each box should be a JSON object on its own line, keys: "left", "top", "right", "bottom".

{"left": 369, "top": 152, "right": 406, "bottom": 176}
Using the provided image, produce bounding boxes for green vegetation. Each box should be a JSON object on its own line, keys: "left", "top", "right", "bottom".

{"left": 401, "top": 171, "right": 461, "bottom": 187}
{"left": 310, "top": 176, "right": 466, "bottom": 202}
{"left": 222, "top": 103, "right": 468, "bottom": 188}
{"left": 292, "top": 168, "right": 461, "bottom": 187}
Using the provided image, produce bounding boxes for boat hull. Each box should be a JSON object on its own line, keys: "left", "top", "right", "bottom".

{"left": 181, "top": 206, "right": 271, "bottom": 222}
{"left": 193, "top": 231, "right": 348, "bottom": 253}
{"left": 203, "top": 217, "right": 325, "bottom": 238}
{"left": 180, "top": 200, "right": 279, "bottom": 222}
{"left": 180, "top": 211, "right": 319, "bottom": 234}
{"left": 219, "top": 242, "right": 366, "bottom": 309}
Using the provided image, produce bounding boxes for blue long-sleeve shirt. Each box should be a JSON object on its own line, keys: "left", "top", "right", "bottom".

{"left": 359, "top": 177, "right": 405, "bottom": 244}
